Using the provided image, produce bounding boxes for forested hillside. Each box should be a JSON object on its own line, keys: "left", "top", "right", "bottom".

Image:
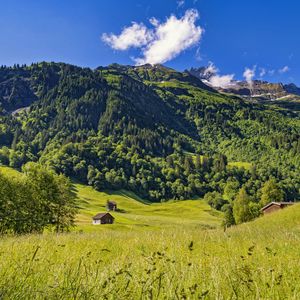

{"left": 0, "top": 62, "right": 299, "bottom": 216}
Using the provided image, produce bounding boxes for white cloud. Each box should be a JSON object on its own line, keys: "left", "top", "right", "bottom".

{"left": 177, "top": 0, "right": 185, "bottom": 7}
{"left": 135, "top": 10, "right": 202, "bottom": 65}
{"left": 243, "top": 66, "right": 256, "bottom": 87}
{"left": 149, "top": 17, "right": 159, "bottom": 27}
{"left": 102, "top": 9, "right": 203, "bottom": 65}
{"left": 102, "top": 23, "right": 153, "bottom": 50}
{"left": 209, "top": 74, "right": 235, "bottom": 88}
{"left": 259, "top": 68, "right": 266, "bottom": 77}
{"left": 195, "top": 47, "right": 202, "bottom": 61}
{"left": 203, "top": 62, "right": 235, "bottom": 88}
{"left": 204, "top": 61, "right": 218, "bottom": 75}
{"left": 268, "top": 69, "right": 275, "bottom": 76}
{"left": 279, "top": 66, "right": 290, "bottom": 74}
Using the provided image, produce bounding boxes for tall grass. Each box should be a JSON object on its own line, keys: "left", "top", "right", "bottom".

{"left": 1, "top": 166, "right": 299, "bottom": 298}
{"left": 0, "top": 205, "right": 299, "bottom": 299}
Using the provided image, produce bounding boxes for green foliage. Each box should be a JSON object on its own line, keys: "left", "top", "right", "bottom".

{"left": 221, "top": 203, "right": 236, "bottom": 228}
{"left": 249, "top": 201, "right": 262, "bottom": 219}
{"left": 0, "top": 163, "right": 77, "bottom": 233}
{"left": 223, "top": 179, "right": 240, "bottom": 201}
{"left": 0, "top": 62, "right": 299, "bottom": 212}
{"left": 204, "top": 191, "right": 228, "bottom": 210}
{"left": 233, "top": 188, "right": 253, "bottom": 224}
{"left": 260, "top": 178, "right": 285, "bottom": 206}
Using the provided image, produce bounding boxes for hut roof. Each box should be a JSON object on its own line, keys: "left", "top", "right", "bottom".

{"left": 261, "top": 201, "right": 294, "bottom": 211}
{"left": 92, "top": 212, "right": 114, "bottom": 220}
{"left": 108, "top": 201, "right": 117, "bottom": 205}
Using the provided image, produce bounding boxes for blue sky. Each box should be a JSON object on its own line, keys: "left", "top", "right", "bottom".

{"left": 1, "top": 0, "right": 299, "bottom": 85}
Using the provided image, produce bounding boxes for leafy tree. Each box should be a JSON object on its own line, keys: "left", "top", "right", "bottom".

{"left": 221, "top": 204, "right": 235, "bottom": 228}
{"left": 249, "top": 202, "right": 261, "bottom": 219}
{"left": 184, "top": 156, "right": 192, "bottom": 175}
{"left": 260, "top": 179, "right": 285, "bottom": 206}
{"left": 51, "top": 174, "right": 77, "bottom": 232}
{"left": 22, "top": 162, "right": 77, "bottom": 233}
{"left": 233, "top": 188, "right": 253, "bottom": 224}
{"left": 195, "top": 154, "right": 201, "bottom": 171}
{"left": 223, "top": 179, "right": 240, "bottom": 202}
{"left": 204, "top": 191, "right": 227, "bottom": 210}
{"left": 0, "top": 173, "right": 13, "bottom": 233}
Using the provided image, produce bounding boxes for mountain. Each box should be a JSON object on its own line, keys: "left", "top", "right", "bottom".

{"left": 284, "top": 83, "right": 300, "bottom": 96}
{"left": 102, "top": 63, "right": 215, "bottom": 92}
{"left": 221, "top": 80, "right": 286, "bottom": 98}
{"left": 189, "top": 66, "right": 217, "bottom": 82}
{"left": 0, "top": 62, "right": 299, "bottom": 203}
{"left": 188, "top": 67, "right": 300, "bottom": 110}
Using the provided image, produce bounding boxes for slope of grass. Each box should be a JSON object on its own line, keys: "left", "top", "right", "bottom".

{"left": 75, "top": 183, "right": 222, "bottom": 232}
{"left": 183, "top": 151, "right": 252, "bottom": 171}
{"left": 0, "top": 166, "right": 222, "bottom": 231}
{"left": 228, "top": 161, "right": 252, "bottom": 170}
{"left": 0, "top": 204, "right": 299, "bottom": 299}
{"left": 1, "top": 166, "right": 300, "bottom": 298}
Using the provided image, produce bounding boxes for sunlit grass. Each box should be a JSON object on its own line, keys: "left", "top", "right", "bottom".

{"left": 1, "top": 166, "right": 300, "bottom": 298}
{"left": 0, "top": 166, "right": 222, "bottom": 231}
{"left": 228, "top": 161, "right": 252, "bottom": 170}
{"left": 75, "top": 182, "right": 222, "bottom": 232}
{"left": 0, "top": 205, "right": 299, "bottom": 299}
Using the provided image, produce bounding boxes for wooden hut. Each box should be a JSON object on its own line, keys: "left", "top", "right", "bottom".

{"left": 261, "top": 202, "right": 294, "bottom": 215}
{"left": 106, "top": 200, "right": 117, "bottom": 211}
{"left": 92, "top": 212, "right": 114, "bottom": 225}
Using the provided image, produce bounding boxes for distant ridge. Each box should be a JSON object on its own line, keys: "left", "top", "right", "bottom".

{"left": 188, "top": 66, "right": 300, "bottom": 102}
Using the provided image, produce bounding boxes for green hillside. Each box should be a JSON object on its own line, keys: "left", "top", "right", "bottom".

{"left": 75, "top": 183, "right": 221, "bottom": 231}
{"left": 0, "top": 62, "right": 299, "bottom": 206}
{"left": 0, "top": 188, "right": 298, "bottom": 298}
{"left": 0, "top": 166, "right": 299, "bottom": 298}
{"left": 0, "top": 166, "right": 221, "bottom": 231}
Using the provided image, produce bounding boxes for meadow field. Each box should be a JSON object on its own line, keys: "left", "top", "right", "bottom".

{"left": 75, "top": 182, "right": 222, "bottom": 232}
{"left": 0, "top": 166, "right": 299, "bottom": 299}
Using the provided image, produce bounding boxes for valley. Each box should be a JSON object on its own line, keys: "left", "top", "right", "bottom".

{"left": 0, "top": 177, "right": 298, "bottom": 298}
{"left": 2, "top": 1, "right": 300, "bottom": 298}
{"left": 0, "top": 62, "right": 299, "bottom": 299}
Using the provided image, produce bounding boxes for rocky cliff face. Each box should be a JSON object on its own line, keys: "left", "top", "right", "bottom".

{"left": 219, "top": 80, "right": 287, "bottom": 100}
{"left": 188, "top": 67, "right": 300, "bottom": 101}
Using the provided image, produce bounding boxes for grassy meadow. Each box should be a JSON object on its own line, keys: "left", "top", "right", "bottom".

{"left": 0, "top": 166, "right": 300, "bottom": 299}
{"left": 75, "top": 182, "right": 222, "bottom": 232}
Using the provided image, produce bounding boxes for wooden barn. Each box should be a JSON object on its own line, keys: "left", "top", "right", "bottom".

{"left": 106, "top": 200, "right": 117, "bottom": 211}
{"left": 261, "top": 202, "right": 294, "bottom": 215}
{"left": 92, "top": 212, "right": 114, "bottom": 225}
